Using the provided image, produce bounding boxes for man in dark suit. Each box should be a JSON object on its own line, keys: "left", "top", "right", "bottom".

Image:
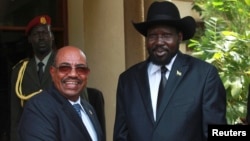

{"left": 18, "top": 46, "right": 105, "bottom": 141}
{"left": 11, "top": 15, "right": 106, "bottom": 140}
{"left": 10, "top": 15, "right": 55, "bottom": 141}
{"left": 113, "top": 1, "right": 227, "bottom": 141}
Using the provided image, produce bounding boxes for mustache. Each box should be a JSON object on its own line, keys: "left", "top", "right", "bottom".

{"left": 152, "top": 46, "right": 169, "bottom": 51}
{"left": 62, "top": 77, "right": 83, "bottom": 83}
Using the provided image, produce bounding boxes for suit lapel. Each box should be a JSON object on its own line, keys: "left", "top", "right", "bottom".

{"left": 25, "top": 52, "right": 55, "bottom": 85}
{"left": 62, "top": 100, "right": 93, "bottom": 140}
{"left": 25, "top": 58, "right": 40, "bottom": 86}
{"left": 81, "top": 100, "right": 103, "bottom": 140}
{"left": 136, "top": 61, "right": 155, "bottom": 123}
{"left": 50, "top": 86, "right": 92, "bottom": 140}
{"left": 156, "top": 53, "right": 189, "bottom": 121}
{"left": 40, "top": 53, "right": 54, "bottom": 84}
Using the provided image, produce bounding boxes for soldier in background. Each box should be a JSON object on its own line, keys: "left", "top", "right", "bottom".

{"left": 10, "top": 15, "right": 55, "bottom": 141}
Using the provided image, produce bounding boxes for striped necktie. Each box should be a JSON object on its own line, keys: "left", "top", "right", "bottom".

{"left": 73, "top": 103, "right": 82, "bottom": 117}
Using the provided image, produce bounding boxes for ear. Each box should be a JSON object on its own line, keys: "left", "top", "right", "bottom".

{"left": 48, "top": 25, "right": 54, "bottom": 40}
{"left": 51, "top": 32, "right": 55, "bottom": 40}
{"left": 50, "top": 66, "right": 55, "bottom": 77}
{"left": 178, "top": 32, "right": 183, "bottom": 43}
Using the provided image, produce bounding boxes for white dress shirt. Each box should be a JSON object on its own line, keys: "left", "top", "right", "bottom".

{"left": 69, "top": 98, "right": 98, "bottom": 141}
{"left": 35, "top": 51, "right": 52, "bottom": 72}
{"left": 148, "top": 54, "right": 177, "bottom": 120}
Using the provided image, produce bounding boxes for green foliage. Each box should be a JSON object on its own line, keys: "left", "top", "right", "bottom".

{"left": 189, "top": 0, "right": 250, "bottom": 124}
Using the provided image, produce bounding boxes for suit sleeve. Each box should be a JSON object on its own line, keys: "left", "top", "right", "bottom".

{"left": 202, "top": 66, "right": 227, "bottom": 138}
{"left": 113, "top": 76, "right": 128, "bottom": 141}
{"left": 18, "top": 98, "right": 58, "bottom": 141}
{"left": 10, "top": 64, "right": 23, "bottom": 141}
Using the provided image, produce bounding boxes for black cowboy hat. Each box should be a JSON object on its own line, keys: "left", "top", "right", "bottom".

{"left": 133, "top": 1, "right": 196, "bottom": 40}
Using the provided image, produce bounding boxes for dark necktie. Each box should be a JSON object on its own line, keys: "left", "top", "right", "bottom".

{"left": 73, "top": 104, "right": 82, "bottom": 117}
{"left": 157, "top": 66, "right": 167, "bottom": 112}
{"left": 38, "top": 62, "right": 44, "bottom": 81}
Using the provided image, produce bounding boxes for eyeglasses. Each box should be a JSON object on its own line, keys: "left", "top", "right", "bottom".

{"left": 53, "top": 65, "right": 90, "bottom": 75}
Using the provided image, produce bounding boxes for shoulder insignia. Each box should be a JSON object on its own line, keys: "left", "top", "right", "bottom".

{"left": 12, "top": 58, "right": 29, "bottom": 70}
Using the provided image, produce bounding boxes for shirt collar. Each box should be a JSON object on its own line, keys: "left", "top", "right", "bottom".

{"left": 35, "top": 51, "right": 52, "bottom": 65}
{"left": 68, "top": 97, "right": 81, "bottom": 105}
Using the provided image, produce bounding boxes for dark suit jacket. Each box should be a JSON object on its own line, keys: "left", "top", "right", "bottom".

{"left": 113, "top": 52, "right": 227, "bottom": 141}
{"left": 18, "top": 85, "right": 105, "bottom": 141}
{"left": 10, "top": 52, "right": 54, "bottom": 141}
{"left": 246, "top": 84, "right": 250, "bottom": 123}
{"left": 86, "top": 87, "right": 106, "bottom": 137}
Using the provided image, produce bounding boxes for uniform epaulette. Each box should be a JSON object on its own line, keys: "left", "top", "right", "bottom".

{"left": 12, "top": 58, "right": 29, "bottom": 70}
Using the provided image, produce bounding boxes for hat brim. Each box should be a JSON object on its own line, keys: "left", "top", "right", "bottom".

{"left": 132, "top": 16, "right": 196, "bottom": 40}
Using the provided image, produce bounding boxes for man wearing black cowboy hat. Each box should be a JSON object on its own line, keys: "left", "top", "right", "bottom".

{"left": 113, "top": 1, "right": 227, "bottom": 141}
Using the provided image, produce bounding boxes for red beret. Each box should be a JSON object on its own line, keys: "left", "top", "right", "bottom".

{"left": 25, "top": 15, "right": 51, "bottom": 36}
